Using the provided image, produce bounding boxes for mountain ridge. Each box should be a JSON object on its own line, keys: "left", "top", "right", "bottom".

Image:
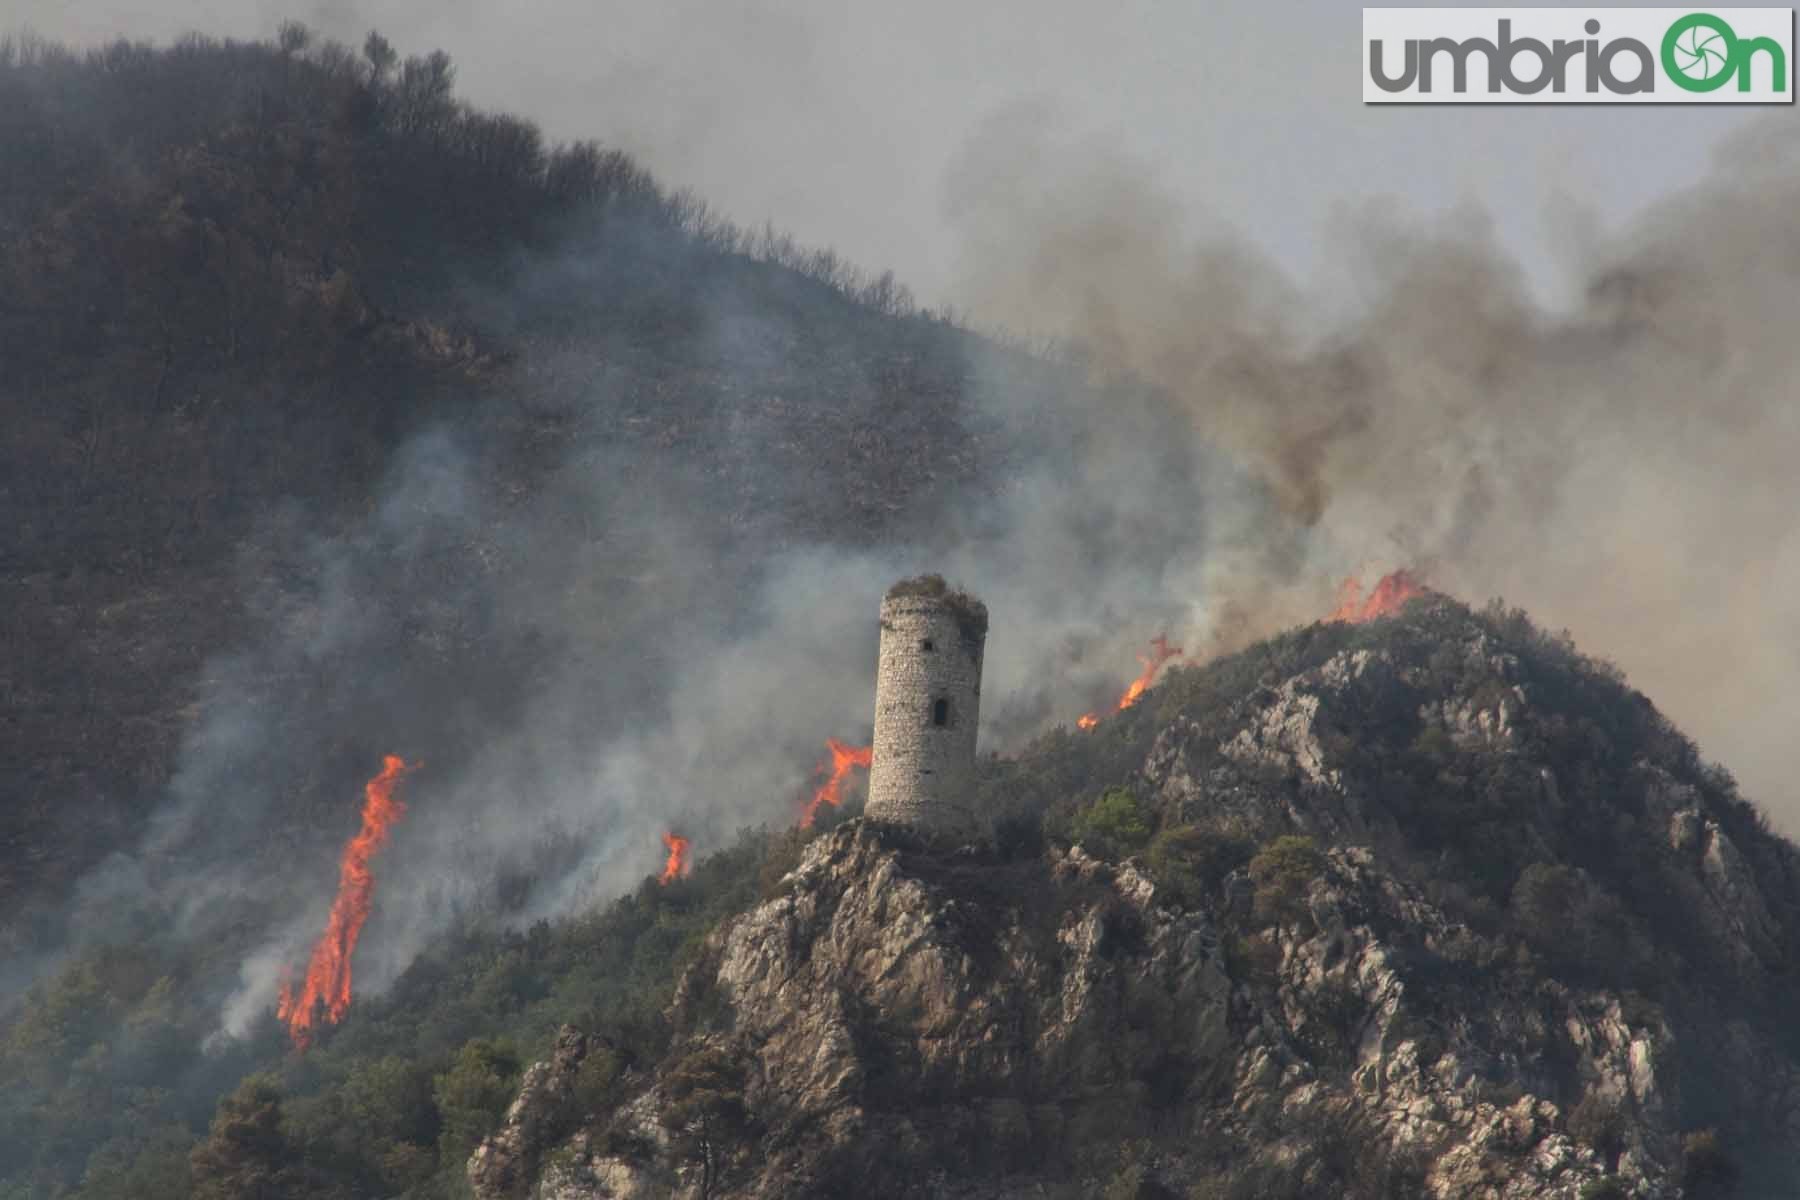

{"left": 471, "top": 596, "right": 1800, "bottom": 1199}
{"left": 0, "top": 27, "right": 998, "bottom": 923}
{"left": 6, "top": 27, "right": 1800, "bottom": 1200}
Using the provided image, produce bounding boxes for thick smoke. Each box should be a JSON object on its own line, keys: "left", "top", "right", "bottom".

{"left": 942, "top": 108, "right": 1800, "bottom": 827}
{"left": 37, "top": 93, "right": 1800, "bottom": 1045}
{"left": 177, "top": 302, "right": 1280, "bottom": 1034}
{"left": 198, "top": 437, "right": 908, "bottom": 1034}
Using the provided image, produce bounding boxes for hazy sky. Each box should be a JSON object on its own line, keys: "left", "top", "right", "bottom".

{"left": 12, "top": 0, "right": 1762, "bottom": 313}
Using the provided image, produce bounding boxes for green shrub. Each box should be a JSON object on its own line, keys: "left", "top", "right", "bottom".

{"left": 1509, "top": 864, "right": 1653, "bottom": 986}
{"left": 1579, "top": 1179, "right": 1629, "bottom": 1200}
{"left": 660, "top": 1047, "right": 751, "bottom": 1200}
{"left": 431, "top": 1039, "right": 521, "bottom": 1168}
{"left": 341, "top": 1055, "right": 439, "bottom": 1149}
{"left": 188, "top": 1077, "right": 295, "bottom": 1200}
{"left": 1145, "top": 826, "right": 1253, "bottom": 909}
{"left": 1102, "top": 1139, "right": 1156, "bottom": 1200}
{"left": 76, "top": 1126, "right": 194, "bottom": 1200}
{"left": 569, "top": 1046, "right": 624, "bottom": 1123}
{"left": 1072, "top": 789, "right": 1152, "bottom": 860}
{"left": 1247, "top": 836, "right": 1325, "bottom": 926}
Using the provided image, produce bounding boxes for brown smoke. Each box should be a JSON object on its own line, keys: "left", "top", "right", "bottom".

{"left": 946, "top": 112, "right": 1800, "bottom": 827}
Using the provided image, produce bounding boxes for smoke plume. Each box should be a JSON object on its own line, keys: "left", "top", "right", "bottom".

{"left": 941, "top": 108, "right": 1800, "bottom": 828}
{"left": 39, "top": 88, "right": 1800, "bottom": 1050}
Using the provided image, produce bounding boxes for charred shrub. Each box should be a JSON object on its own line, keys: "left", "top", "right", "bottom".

{"left": 993, "top": 808, "right": 1046, "bottom": 860}
{"left": 1680, "top": 1128, "right": 1740, "bottom": 1197}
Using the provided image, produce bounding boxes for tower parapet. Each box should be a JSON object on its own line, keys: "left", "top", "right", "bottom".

{"left": 864, "top": 575, "right": 987, "bottom": 836}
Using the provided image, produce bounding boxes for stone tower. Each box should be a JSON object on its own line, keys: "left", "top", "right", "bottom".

{"left": 864, "top": 575, "right": 988, "bottom": 836}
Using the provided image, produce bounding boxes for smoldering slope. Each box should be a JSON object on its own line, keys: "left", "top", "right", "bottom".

{"left": 95, "top": 308, "right": 1275, "bottom": 1038}
{"left": 189, "top": 362, "right": 1280, "bottom": 1037}
{"left": 946, "top": 108, "right": 1800, "bottom": 831}
{"left": 50, "top": 110, "right": 1800, "bottom": 1044}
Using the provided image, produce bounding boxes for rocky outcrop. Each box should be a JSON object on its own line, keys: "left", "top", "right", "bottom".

{"left": 477, "top": 601, "right": 1800, "bottom": 1198}
{"left": 475, "top": 823, "right": 1694, "bottom": 1198}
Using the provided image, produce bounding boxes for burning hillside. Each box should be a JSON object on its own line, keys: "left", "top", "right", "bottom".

{"left": 1074, "top": 573, "right": 1424, "bottom": 731}
{"left": 802, "top": 738, "right": 873, "bottom": 828}
{"left": 659, "top": 832, "right": 692, "bottom": 884}
{"left": 1079, "top": 635, "right": 1184, "bottom": 729}
{"left": 277, "top": 755, "right": 414, "bottom": 1050}
{"left": 1328, "top": 568, "right": 1427, "bottom": 624}
{"left": 469, "top": 595, "right": 1800, "bottom": 1199}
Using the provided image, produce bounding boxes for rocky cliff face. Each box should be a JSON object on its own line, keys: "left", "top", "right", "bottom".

{"left": 474, "top": 600, "right": 1800, "bottom": 1199}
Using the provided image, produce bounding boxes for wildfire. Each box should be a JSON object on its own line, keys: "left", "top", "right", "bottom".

{"left": 659, "top": 831, "right": 692, "bottom": 885}
{"left": 1120, "top": 635, "right": 1183, "bottom": 709}
{"left": 1079, "top": 634, "right": 1183, "bottom": 729}
{"left": 277, "top": 754, "right": 414, "bottom": 1050}
{"left": 1328, "top": 568, "right": 1426, "bottom": 624}
{"left": 802, "top": 737, "right": 873, "bottom": 828}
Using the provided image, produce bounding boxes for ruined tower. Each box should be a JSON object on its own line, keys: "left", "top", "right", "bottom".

{"left": 864, "top": 575, "right": 987, "bottom": 836}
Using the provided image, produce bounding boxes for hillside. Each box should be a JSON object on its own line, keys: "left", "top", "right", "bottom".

{"left": 471, "top": 597, "right": 1800, "bottom": 1199}
{"left": 0, "top": 27, "right": 1043, "bottom": 1200}
{"left": 0, "top": 27, "right": 1008, "bottom": 925}
{"left": 7, "top": 589, "right": 1799, "bottom": 1197}
{"left": 7, "top": 24, "right": 1800, "bottom": 1200}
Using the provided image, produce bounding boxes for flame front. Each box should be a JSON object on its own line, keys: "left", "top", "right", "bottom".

{"left": 277, "top": 754, "right": 413, "bottom": 1050}
{"left": 1328, "top": 568, "right": 1426, "bottom": 624}
{"left": 659, "top": 831, "right": 692, "bottom": 885}
{"left": 1119, "top": 634, "right": 1183, "bottom": 710}
{"left": 1080, "top": 635, "right": 1182, "bottom": 729}
{"left": 802, "top": 737, "right": 872, "bottom": 828}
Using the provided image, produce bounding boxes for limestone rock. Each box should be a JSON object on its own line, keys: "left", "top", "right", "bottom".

{"left": 480, "top": 601, "right": 1800, "bottom": 1198}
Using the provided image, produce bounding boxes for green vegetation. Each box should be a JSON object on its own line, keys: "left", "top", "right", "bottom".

{"left": 0, "top": 24, "right": 992, "bottom": 1193}
{"left": 1247, "top": 836, "right": 1324, "bottom": 927}
{"left": 9, "top": 561, "right": 1800, "bottom": 1194}
{"left": 188, "top": 1078, "right": 293, "bottom": 1200}
{"left": 1071, "top": 788, "right": 1153, "bottom": 859}
{"left": 0, "top": 19, "right": 986, "bottom": 926}
{"left": 0, "top": 822, "right": 791, "bottom": 1199}
{"left": 659, "top": 1046, "right": 753, "bottom": 1200}
{"left": 1144, "top": 826, "right": 1253, "bottom": 910}
{"left": 3, "top": 22, "right": 1798, "bottom": 1186}
{"left": 1509, "top": 863, "right": 1653, "bottom": 986}
{"left": 431, "top": 1040, "right": 522, "bottom": 1185}
{"left": 1100, "top": 1140, "right": 1156, "bottom": 1200}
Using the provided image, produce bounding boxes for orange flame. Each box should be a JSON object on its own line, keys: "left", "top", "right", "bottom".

{"left": 1119, "top": 634, "right": 1183, "bottom": 710}
{"left": 802, "top": 737, "right": 872, "bottom": 828}
{"left": 659, "top": 831, "right": 692, "bottom": 885}
{"left": 277, "top": 755, "right": 413, "bottom": 1049}
{"left": 1328, "top": 568, "right": 1426, "bottom": 624}
{"left": 1080, "top": 635, "right": 1183, "bottom": 729}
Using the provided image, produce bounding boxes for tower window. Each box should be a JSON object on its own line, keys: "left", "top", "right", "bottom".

{"left": 920, "top": 638, "right": 934, "bottom": 651}
{"left": 932, "top": 698, "right": 949, "bottom": 727}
